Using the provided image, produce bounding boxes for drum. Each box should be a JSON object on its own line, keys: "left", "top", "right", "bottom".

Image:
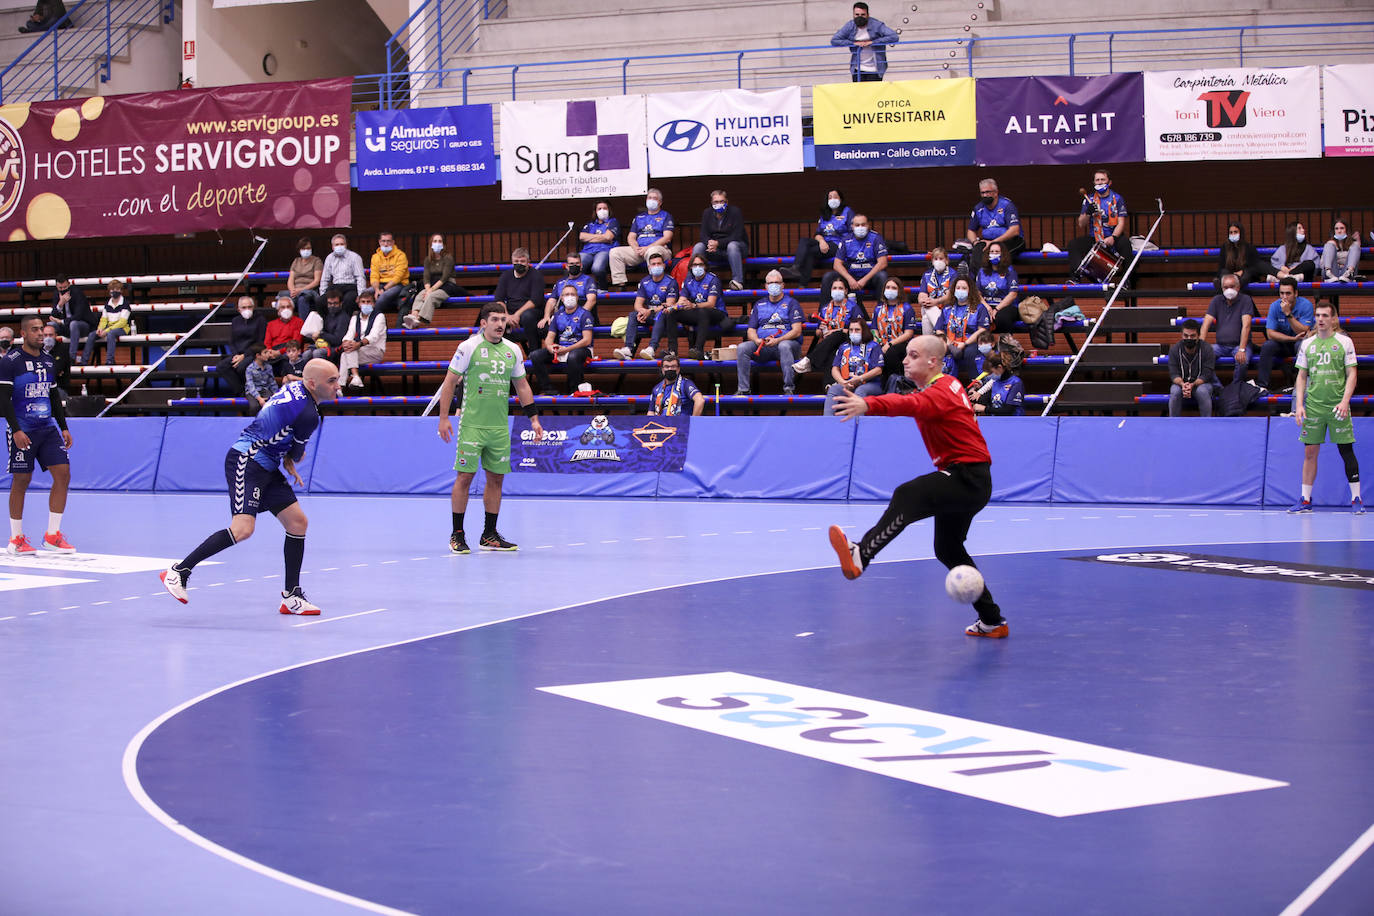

{"left": 1075, "top": 241, "right": 1123, "bottom": 284}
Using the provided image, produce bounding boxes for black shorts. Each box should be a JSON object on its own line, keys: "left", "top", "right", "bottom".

{"left": 8, "top": 424, "right": 68, "bottom": 474}
{"left": 225, "top": 449, "right": 297, "bottom": 517}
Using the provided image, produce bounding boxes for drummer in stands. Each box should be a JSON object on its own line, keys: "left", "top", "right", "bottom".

{"left": 1067, "top": 169, "right": 1133, "bottom": 282}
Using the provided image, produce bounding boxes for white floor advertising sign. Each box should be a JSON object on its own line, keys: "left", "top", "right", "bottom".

{"left": 647, "top": 88, "right": 803, "bottom": 178}
{"left": 1143, "top": 67, "right": 1320, "bottom": 161}
{"left": 499, "top": 96, "right": 647, "bottom": 200}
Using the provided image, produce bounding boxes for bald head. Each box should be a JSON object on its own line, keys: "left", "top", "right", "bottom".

{"left": 302, "top": 358, "right": 341, "bottom": 403}
{"left": 904, "top": 335, "right": 948, "bottom": 386}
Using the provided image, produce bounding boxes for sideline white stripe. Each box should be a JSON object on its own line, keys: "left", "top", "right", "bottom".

{"left": 1279, "top": 821, "right": 1374, "bottom": 916}
{"left": 292, "top": 608, "right": 387, "bottom": 629}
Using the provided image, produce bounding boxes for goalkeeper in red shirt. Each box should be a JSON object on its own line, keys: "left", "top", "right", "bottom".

{"left": 828, "top": 335, "right": 1008, "bottom": 638}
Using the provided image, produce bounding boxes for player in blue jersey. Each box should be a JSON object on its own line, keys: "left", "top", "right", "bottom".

{"left": 160, "top": 359, "right": 342, "bottom": 615}
{"left": 0, "top": 316, "right": 75, "bottom": 555}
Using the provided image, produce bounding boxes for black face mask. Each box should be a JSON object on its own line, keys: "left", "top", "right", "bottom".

{"left": 327, "top": 303, "right": 341, "bottom": 312}
{"left": 1183, "top": 339, "right": 1198, "bottom": 350}
{"left": 663, "top": 370, "right": 679, "bottom": 382}
{"left": 981, "top": 195, "right": 996, "bottom": 207}
{"left": 513, "top": 263, "right": 528, "bottom": 275}
{"left": 567, "top": 264, "right": 581, "bottom": 277}
{"left": 0, "top": 339, "right": 10, "bottom": 350}
{"left": 854, "top": 15, "right": 869, "bottom": 27}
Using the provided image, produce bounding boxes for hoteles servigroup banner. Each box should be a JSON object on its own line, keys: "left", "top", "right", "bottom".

{"left": 499, "top": 96, "right": 647, "bottom": 200}
{"left": 646, "top": 87, "right": 803, "bottom": 178}
{"left": 355, "top": 105, "right": 496, "bottom": 191}
{"left": 1143, "top": 66, "right": 1321, "bottom": 161}
{"left": 812, "top": 77, "right": 976, "bottom": 170}
{"left": 0, "top": 77, "right": 351, "bottom": 241}
{"left": 974, "top": 73, "right": 1144, "bottom": 166}
{"left": 1321, "top": 64, "right": 1374, "bottom": 157}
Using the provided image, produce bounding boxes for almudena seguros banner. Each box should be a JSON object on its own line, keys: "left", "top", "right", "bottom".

{"left": 812, "top": 77, "right": 976, "bottom": 170}
{"left": 0, "top": 77, "right": 352, "bottom": 241}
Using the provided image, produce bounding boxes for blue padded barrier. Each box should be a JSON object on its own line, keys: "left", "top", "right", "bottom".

{"left": 1052, "top": 417, "right": 1268, "bottom": 505}
{"left": 156, "top": 417, "right": 320, "bottom": 493}
{"left": 307, "top": 417, "right": 457, "bottom": 496}
{"left": 656, "top": 416, "right": 855, "bottom": 499}
{"left": 0, "top": 417, "right": 166, "bottom": 492}
{"left": 1262, "top": 418, "right": 1374, "bottom": 508}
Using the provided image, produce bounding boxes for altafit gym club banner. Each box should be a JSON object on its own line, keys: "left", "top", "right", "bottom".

{"left": 812, "top": 77, "right": 976, "bottom": 170}
{"left": 974, "top": 73, "right": 1144, "bottom": 166}
{"left": 512, "top": 415, "right": 689, "bottom": 473}
{"left": 646, "top": 87, "right": 803, "bottom": 178}
{"left": 499, "top": 96, "right": 647, "bottom": 200}
{"left": 1142, "top": 67, "right": 1321, "bottom": 162}
{"left": 355, "top": 104, "right": 496, "bottom": 191}
{"left": 1322, "top": 64, "right": 1374, "bottom": 157}
{"left": 0, "top": 78, "right": 351, "bottom": 241}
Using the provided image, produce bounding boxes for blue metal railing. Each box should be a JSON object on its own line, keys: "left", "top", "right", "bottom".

{"left": 381, "top": 0, "right": 508, "bottom": 110}
{"left": 356, "top": 20, "right": 1374, "bottom": 109}
{"left": 0, "top": 0, "right": 174, "bottom": 104}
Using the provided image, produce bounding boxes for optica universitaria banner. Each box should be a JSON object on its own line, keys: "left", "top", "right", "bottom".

{"left": 499, "top": 96, "right": 647, "bottom": 200}
{"left": 646, "top": 87, "right": 803, "bottom": 178}
{"left": 511, "top": 414, "right": 689, "bottom": 473}
{"left": 1321, "top": 64, "right": 1374, "bottom": 157}
{"left": 0, "top": 77, "right": 351, "bottom": 241}
{"left": 974, "top": 73, "right": 1144, "bottom": 166}
{"left": 1142, "top": 67, "right": 1320, "bottom": 161}
{"left": 812, "top": 77, "right": 976, "bottom": 170}
{"left": 355, "top": 104, "right": 496, "bottom": 191}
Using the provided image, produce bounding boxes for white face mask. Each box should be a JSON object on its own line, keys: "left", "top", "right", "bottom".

{"left": 978, "top": 342, "right": 993, "bottom": 355}
{"left": 852, "top": 226, "right": 869, "bottom": 239}
{"left": 1222, "top": 287, "right": 1239, "bottom": 300}
{"left": 649, "top": 265, "right": 664, "bottom": 279}
{"left": 828, "top": 198, "right": 841, "bottom": 210}
{"left": 300, "top": 249, "right": 311, "bottom": 259}
{"left": 932, "top": 259, "right": 947, "bottom": 272}
{"left": 239, "top": 308, "right": 254, "bottom": 319}
{"left": 596, "top": 208, "right": 609, "bottom": 220}
{"left": 333, "top": 244, "right": 347, "bottom": 256}
{"left": 884, "top": 287, "right": 899, "bottom": 301}
{"left": 954, "top": 288, "right": 969, "bottom": 302}
{"left": 645, "top": 198, "right": 660, "bottom": 212}
{"left": 1094, "top": 183, "right": 1108, "bottom": 193}
{"left": 380, "top": 244, "right": 393, "bottom": 254}
{"left": 1294, "top": 231, "right": 1305, "bottom": 243}
{"left": 831, "top": 288, "right": 846, "bottom": 302}
{"left": 849, "top": 332, "right": 863, "bottom": 345}
{"left": 1228, "top": 233, "right": 1240, "bottom": 244}
{"left": 431, "top": 242, "right": 444, "bottom": 253}
{"left": 279, "top": 308, "right": 292, "bottom": 320}
{"left": 691, "top": 265, "right": 705, "bottom": 279}
{"left": 767, "top": 282, "right": 783, "bottom": 297}
{"left": 1334, "top": 231, "right": 1347, "bottom": 241}
{"left": 562, "top": 296, "right": 578, "bottom": 309}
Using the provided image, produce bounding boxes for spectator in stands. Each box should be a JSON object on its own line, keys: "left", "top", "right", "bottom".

{"left": 964, "top": 178, "right": 1023, "bottom": 275}
{"left": 693, "top": 189, "right": 748, "bottom": 291}
{"left": 1322, "top": 219, "right": 1362, "bottom": 283}
{"left": 1216, "top": 222, "right": 1267, "bottom": 291}
{"left": 1257, "top": 276, "right": 1314, "bottom": 391}
{"left": 821, "top": 212, "right": 887, "bottom": 312}
{"left": 670, "top": 254, "right": 729, "bottom": 361}
{"left": 215, "top": 295, "right": 267, "bottom": 395}
{"left": 936, "top": 276, "right": 989, "bottom": 382}
{"left": 0, "top": 327, "right": 11, "bottom": 352}
{"left": 1268, "top": 221, "right": 1319, "bottom": 284}
{"left": 1168, "top": 319, "right": 1217, "bottom": 417}
{"left": 823, "top": 317, "right": 883, "bottom": 415}
{"left": 831, "top": 2, "right": 898, "bottom": 82}
{"left": 545, "top": 253, "right": 600, "bottom": 328}
{"left": 1066, "top": 169, "right": 1133, "bottom": 276}
{"left": 279, "top": 339, "right": 309, "bottom": 384}
{"left": 647, "top": 354, "right": 704, "bottom": 417}
{"left": 243, "top": 344, "right": 279, "bottom": 415}
{"left": 918, "top": 247, "right": 953, "bottom": 334}
{"left": 404, "top": 234, "right": 461, "bottom": 329}
{"left": 90, "top": 280, "right": 130, "bottom": 366}
{"left": 1200, "top": 273, "right": 1257, "bottom": 381}
{"left": 874, "top": 276, "right": 917, "bottom": 387}
{"left": 785, "top": 188, "right": 852, "bottom": 284}
{"left": 369, "top": 230, "right": 410, "bottom": 314}
{"left": 969, "top": 352, "right": 1025, "bottom": 417}
{"left": 530, "top": 287, "right": 594, "bottom": 395}
{"left": 18, "top": 0, "right": 67, "bottom": 33}
{"left": 976, "top": 240, "right": 1020, "bottom": 331}
{"left": 608, "top": 188, "right": 674, "bottom": 290}
{"left": 263, "top": 291, "right": 304, "bottom": 367}
{"left": 286, "top": 236, "right": 323, "bottom": 318}
{"left": 793, "top": 276, "right": 858, "bottom": 377}
{"left": 338, "top": 290, "right": 388, "bottom": 390}
{"left": 48, "top": 273, "right": 94, "bottom": 364}
{"left": 40, "top": 324, "right": 70, "bottom": 402}
{"left": 615, "top": 252, "right": 678, "bottom": 360}
{"left": 579, "top": 201, "right": 619, "bottom": 288}
{"left": 735, "top": 270, "right": 804, "bottom": 396}
{"left": 310, "top": 287, "right": 353, "bottom": 362}
{"left": 494, "top": 248, "right": 544, "bottom": 345}
{"left": 320, "top": 233, "right": 366, "bottom": 314}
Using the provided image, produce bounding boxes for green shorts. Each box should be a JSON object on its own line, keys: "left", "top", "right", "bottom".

{"left": 1300, "top": 404, "right": 1356, "bottom": 446}
{"left": 455, "top": 423, "right": 511, "bottom": 474}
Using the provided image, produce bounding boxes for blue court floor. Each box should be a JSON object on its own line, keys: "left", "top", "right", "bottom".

{"left": 1, "top": 494, "right": 1371, "bottom": 915}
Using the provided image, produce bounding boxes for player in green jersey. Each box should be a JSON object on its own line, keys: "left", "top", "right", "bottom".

{"left": 1290, "top": 300, "right": 1363, "bottom": 514}
{"left": 437, "top": 302, "right": 543, "bottom": 552}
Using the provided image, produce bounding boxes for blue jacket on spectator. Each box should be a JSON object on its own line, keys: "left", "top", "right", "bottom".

{"left": 830, "top": 17, "right": 899, "bottom": 78}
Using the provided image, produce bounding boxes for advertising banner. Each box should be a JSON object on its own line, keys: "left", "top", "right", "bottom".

{"left": 512, "top": 414, "right": 689, "bottom": 473}
{"left": 1321, "top": 64, "right": 1374, "bottom": 157}
{"left": 499, "top": 96, "right": 647, "bottom": 200}
{"left": 974, "top": 73, "right": 1144, "bottom": 166}
{"left": 355, "top": 105, "right": 496, "bottom": 190}
{"left": 646, "top": 87, "right": 803, "bottom": 177}
{"left": 1143, "top": 67, "right": 1320, "bottom": 161}
{"left": 812, "top": 77, "right": 976, "bottom": 170}
{"left": 0, "top": 78, "right": 351, "bottom": 241}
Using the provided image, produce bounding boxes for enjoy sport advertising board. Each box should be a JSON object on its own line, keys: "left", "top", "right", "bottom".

{"left": 1143, "top": 67, "right": 1321, "bottom": 161}
{"left": 499, "top": 96, "right": 647, "bottom": 200}
{"left": 812, "top": 77, "right": 976, "bottom": 170}
{"left": 646, "top": 87, "right": 803, "bottom": 178}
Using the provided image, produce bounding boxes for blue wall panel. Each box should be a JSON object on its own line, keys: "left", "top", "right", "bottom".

{"left": 657, "top": 417, "right": 855, "bottom": 499}
{"left": 308, "top": 417, "right": 453, "bottom": 495}
{"left": 156, "top": 417, "right": 318, "bottom": 493}
{"left": 0, "top": 417, "right": 165, "bottom": 492}
{"left": 1263, "top": 417, "right": 1374, "bottom": 507}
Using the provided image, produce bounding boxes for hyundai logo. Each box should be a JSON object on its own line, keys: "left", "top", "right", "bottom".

{"left": 654, "top": 119, "right": 709, "bottom": 152}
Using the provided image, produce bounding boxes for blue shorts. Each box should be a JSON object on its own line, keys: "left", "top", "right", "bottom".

{"left": 225, "top": 449, "right": 297, "bottom": 517}
{"left": 8, "top": 424, "right": 68, "bottom": 474}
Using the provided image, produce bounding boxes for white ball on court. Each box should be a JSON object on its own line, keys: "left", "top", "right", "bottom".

{"left": 945, "top": 565, "right": 985, "bottom": 603}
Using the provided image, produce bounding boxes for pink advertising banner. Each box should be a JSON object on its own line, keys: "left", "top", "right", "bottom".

{"left": 0, "top": 77, "right": 351, "bottom": 242}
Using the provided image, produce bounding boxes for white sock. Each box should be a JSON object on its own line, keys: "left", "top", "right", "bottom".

{"left": 47, "top": 512, "right": 61, "bottom": 535}
{"left": 1351, "top": 482, "right": 1361, "bottom": 500}
{"left": 1300, "top": 484, "right": 1313, "bottom": 500}
{"left": 9, "top": 517, "right": 20, "bottom": 538}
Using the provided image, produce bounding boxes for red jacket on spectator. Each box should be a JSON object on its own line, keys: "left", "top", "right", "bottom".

{"left": 264, "top": 315, "right": 304, "bottom": 352}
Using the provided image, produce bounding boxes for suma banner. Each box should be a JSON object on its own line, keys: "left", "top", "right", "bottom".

{"left": 0, "top": 78, "right": 351, "bottom": 241}
{"left": 499, "top": 96, "right": 647, "bottom": 200}
{"left": 647, "top": 87, "right": 803, "bottom": 178}
{"left": 355, "top": 105, "right": 496, "bottom": 190}
{"left": 1322, "top": 64, "right": 1374, "bottom": 157}
{"left": 974, "top": 73, "right": 1144, "bottom": 166}
{"left": 813, "top": 77, "right": 976, "bottom": 170}
{"left": 512, "top": 414, "right": 688, "bottom": 473}
{"left": 1143, "top": 67, "right": 1320, "bottom": 162}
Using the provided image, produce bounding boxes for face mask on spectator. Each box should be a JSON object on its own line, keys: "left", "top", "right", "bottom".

{"left": 854, "top": 14, "right": 868, "bottom": 26}
{"left": 767, "top": 282, "right": 783, "bottom": 297}
{"left": 279, "top": 308, "right": 293, "bottom": 320}
{"left": 979, "top": 342, "right": 993, "bottom": 355}
{"left": 712, "top": 202, "right": 726, "bottom": 213}
{"left": 513, "top": 262, "right": 528, "bottom": 275}
{"left": 41, "top": 336, "right": 55, "bottom": 353}
{"left": 981, "top": 194, "right": 996, "bottom": 207}
{"left": 562, "top": 295, "right": 578, "bottom": 309}
{"left": 1294, "top": 231, "right": 1305, "bottom": 244}
{"left": 239, "top": 307, "right": 254, "bottom": 319}
{"left": 360, "top": 303, "right": 374, "bottom": 315}
{"left": 596, "top": 208, "right": 609, "bottom": 220}
{"left": 828, "top": 197, "right": 841, "bottom": 210}
{"left": 645, "top": 198, "right": 660, "bottom": 212}
{"left": 988, "top": 254, "right": 1001, "bottom": 266}
{"left": 567, "top": 263, "right": 581, "bottom": 276}
{"left": 850, "top": 331, "right": 863, "bottom": 345}
{"left": 1094, "top": 183, "right": 1108, "bottom": 193}
{"left": 1228, "top": 232, "right": 1240, "bottom": 243}
{"left": 932, "top": 259, "right": 947, "bottom": 272}
{"left": 379, "top": 244, "right": 393, "bottom": 254}
{"left": 333, "top": 244, "right": 346, "bottom": 256}
{"left": 1184, "top": 337, "right": 1198, "bottom": 350}
{"left": 691, "top": 265, "right": 705, "bottom": 279}
{"left": 431, "top": 242, "right": 444, "bottom": 253}
{"left": 327, "top": 301, "right": 341, "bottom": 311}
{"left": 1334, "top": 230, "right": 1347, "bottom": 241}
{"left": 954, "top": 287, "right": 969, "bottom": 303}
{"left": 1223, "top": 287, "right": 1238, "bottom": 301}
{"left": 0, "top": 338, "right": 11, "bottom": 350}
{"left": 884, "top": 287, "right": 899, "bottom": 301}
{"left": 300, "top": 249, "right": 311, "bottom": 259}
{"left": 831, "top": 288, "right": 846, "bottom": 302}
{"left": 852, "top": 225, "right": 869, "bottom": 239}
{"left": 649, "top": 264, "right": 664, "bottom": 279}
{"left": 663, "top": 369, "right": 679, "bottom": 382}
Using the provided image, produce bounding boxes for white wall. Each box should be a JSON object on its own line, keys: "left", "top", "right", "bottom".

{"left": 100, "top": 12, "right": 184, "bottom": 97}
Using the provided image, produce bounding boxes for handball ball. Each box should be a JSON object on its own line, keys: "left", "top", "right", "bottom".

{"left": 945, "top": 565, "right": 985, "bottom": 603}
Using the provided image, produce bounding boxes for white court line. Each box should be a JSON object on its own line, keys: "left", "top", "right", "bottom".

{"left": 600, "top": 539, "right": 619, "bottom": 544}
{"left": 380, "top": 560, "right": 399, "bottom": 565}
{"left": 28, "top": 610, "right": 45, "bottom": 616}
{"left": 733, "top": 531, "right": 754, "bottom": 535}
{"left": 0, "top": 615, "right": 13, "bottom": 621}
{"left": 121, "top": 596, "right": 140, "bottom": 601}
{"left": 700, "top": 533, "right": 719, "bottom": 537}
{"left": 235, "top": 578, "right": 253, "bottom": 583}
{"left": 633, "top": 537, "right": 653, "bottom": 541}
{"left": 665, "top": 535, "right": 685, "bottom": 539}
{"left": 567, "top": 542, "right": 586, "bottom": 547}
{"left": 292, "top": 608, "right": 387, "bottom": 629}
{"left": 350, "top": 563, "right": 368, "bottom": 568}
{"left": 92, "top": 600, "right": 109, "bottom": 606}
{"left": 60, "top": 605, "right": 79, "bottom": 610}
{"left": 409, "top": 557, "right": 428, "bottom": 561}
{"left": 534, "top": 545, "right": 553, "bottom": 549}
{"left": 768, "top": 529, "right": 786, "bottom": 532}
{"left": 1279, "top": 821, "right": 1374, "bottom": 916}
{"left": 320, "top": 567, "right": 338, "bottom": 572}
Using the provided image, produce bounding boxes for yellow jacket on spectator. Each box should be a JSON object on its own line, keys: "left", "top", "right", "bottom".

{"left": 370, "top": 247, "right": 409, "bottom": 290}
{"left": 97, "top": 298, "right": 131, "bottom": 333}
